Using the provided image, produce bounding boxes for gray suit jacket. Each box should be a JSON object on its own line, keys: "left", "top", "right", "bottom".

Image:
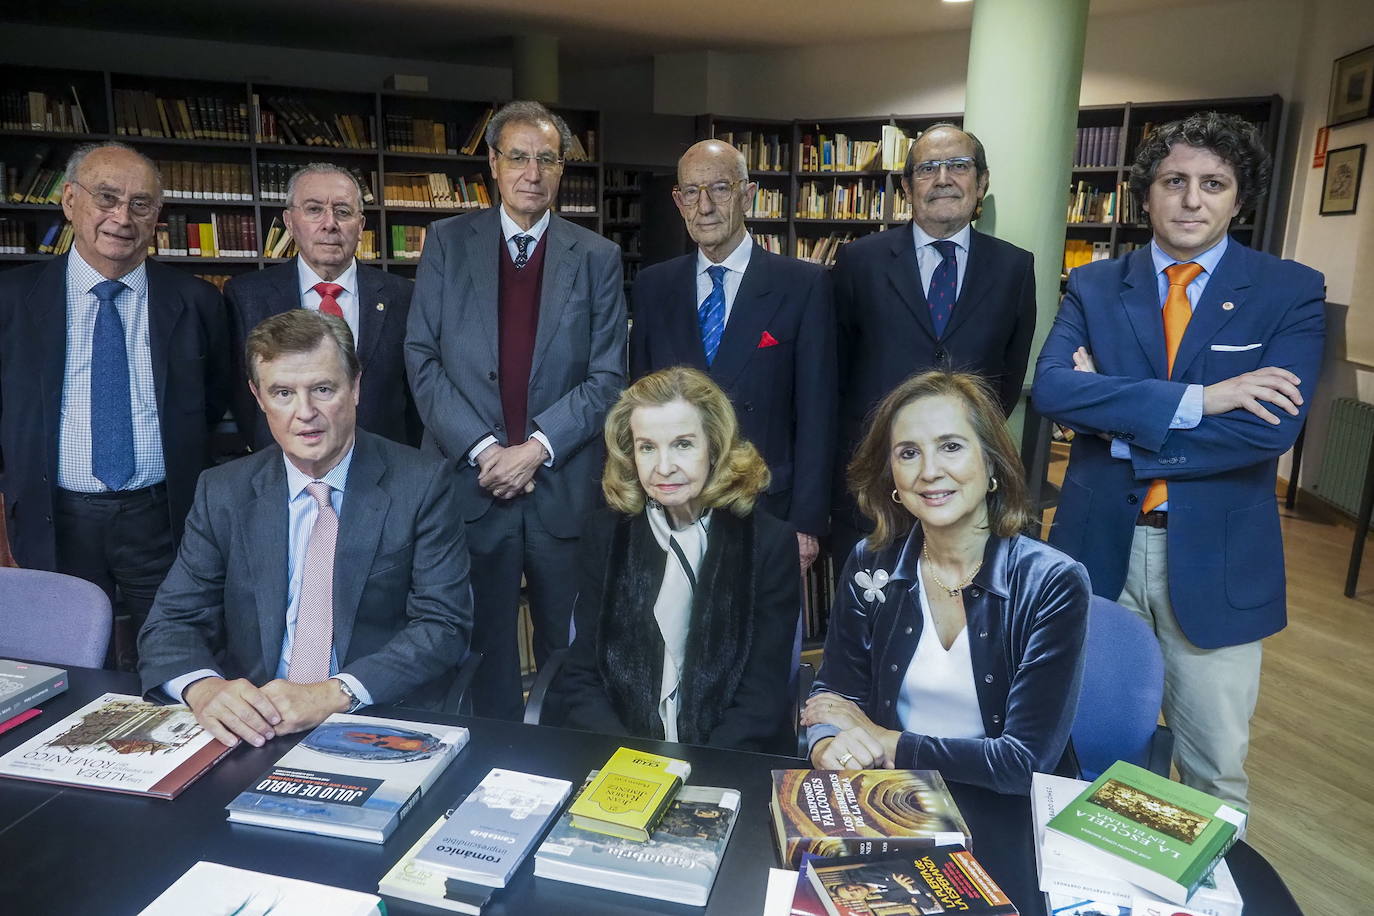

{"left": 137, "top": 429, "right": 473, "bottom": 706}
{"left": 404, "top": 207, "right": 627, "bottom": 539}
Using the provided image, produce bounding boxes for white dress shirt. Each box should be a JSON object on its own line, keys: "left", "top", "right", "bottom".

{"left": 694, "top": 232, "right": 754, "bottom": 327}
{"left": 296, "top": 256, "right": 359, "bottom": 346}
{"left": 911, "top": 222, "right": 972, "bottom": 300}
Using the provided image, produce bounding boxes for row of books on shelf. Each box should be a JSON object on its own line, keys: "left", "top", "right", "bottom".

{"left": 1067, "top": 179, "right": 1147, "bottom": 225}
{"left": 113, "top": 89, "right": 252, "bottom": 142}
{"left": 800, "top": 131, "right": 882, "bottom": 173}
{"left": 797, "top": 231, "right": 857, "bottom": 268}
{"left": 157, "top": 160, "right": 253, "bottom": 201}
{"left": 604, "top": 167, "right": 644, "bottom": 191}
{"left": 796, "top": 179, "right": 885, "bottom": 221}
{"left": 1, "top": 87, "right": 90, "bottom": 134}
{"left": 604, "top": 197, "right": 641, "bottom": 222}
{"left": 747, "top": 186, "right": 785, "bottom": 219}
{"left": 384, "top": 172, "right": 491, "bottom": 210}
{"left": 2, "top": 151, "right": 64, "bottom": 205}
{"left": 391, "top": 223, "right": 428, "bottom": 260}
{"left": 156, "top": 213, "right": 259, "bottom": 258}
{"left": 1063, "top": 239, "right": 1145, "bottom": 274}
{"left": 718, "top": 129, "right": 790, "bottom": 172}
{"left": 384, "top": 110, "right": 490, "bottom": 156}
{"left": 0, "top": 217, "right": 74, "bottom": 255}
{"left": 555, "top": 175, "right": 598, "bottom": 214}
{"left": 260, "top": 95, "right": 373, "bottom": 149}
{"left": 754, "top": 233, "right": 784, "bottom": 254}
{"left": 258, "top": 162, "right": 377, "bottom": 204}
{"left": 1075, "top": 125, "right": 1122, "bottom": 168}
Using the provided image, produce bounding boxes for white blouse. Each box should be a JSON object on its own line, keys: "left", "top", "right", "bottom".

{"left": 895, "top": 559, "right": 987, "bottom": 740}
{"left": 645, "top": 506, "right": 711, "bottom": 742}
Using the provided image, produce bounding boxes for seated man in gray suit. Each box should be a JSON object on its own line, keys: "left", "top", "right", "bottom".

{"left": 139, "top": 309, "right": 472, "bottom": 748}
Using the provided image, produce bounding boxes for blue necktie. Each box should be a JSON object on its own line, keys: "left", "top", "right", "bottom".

{"left": 699, "top": 265, "right": 727, "bottom": 366}
{"left": 512, "top": 233, "right": 534, "bottom": 269}
{"left": 927, "top": 239, "right": 959, "bottom": 339}
{"left": 90, "top": 278, "right": 135, "bottom": 491}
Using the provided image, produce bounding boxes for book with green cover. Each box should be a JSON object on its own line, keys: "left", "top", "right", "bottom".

{"left": 1043, "top": 760, "right": 1247, "bottom": 905}
{"left": 566, "top": 746, "right": 691, "bottom": 842}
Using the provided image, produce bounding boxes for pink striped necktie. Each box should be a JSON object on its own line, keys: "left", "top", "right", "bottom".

{"left": 288, "top": 481, "right": 337, "bottom": 684}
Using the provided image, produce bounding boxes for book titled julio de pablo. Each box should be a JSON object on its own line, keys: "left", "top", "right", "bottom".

{"left": 226, "top": 713, "right": 468, "bottom": 843}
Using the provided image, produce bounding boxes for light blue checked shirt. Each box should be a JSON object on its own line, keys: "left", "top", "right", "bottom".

{"left": 58, "top": 249, "right": 164, "bottom": 492}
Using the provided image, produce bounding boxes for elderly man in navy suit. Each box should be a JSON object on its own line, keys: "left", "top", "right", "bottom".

{"left": 1034, "top": 111, "right": 1325, "bottom": 806}
{"left": 630, "top": 139, "right": 836, "bottom": 571}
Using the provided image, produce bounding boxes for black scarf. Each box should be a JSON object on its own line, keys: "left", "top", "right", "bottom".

{"left": 597, "top": 509, "right": 756, "bottom": 744}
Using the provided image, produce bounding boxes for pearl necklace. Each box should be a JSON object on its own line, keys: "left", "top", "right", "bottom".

{"left": 922, "top": 540, "right": 982, "bottom": 597}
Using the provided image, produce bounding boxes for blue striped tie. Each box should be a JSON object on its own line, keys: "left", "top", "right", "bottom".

{"left": 927, "top": 239, "right": 958, "bottom": 338}
{"left": 699, "top": 265, "right": 727, "bottom": 366}
{"left": 90, "top": 278, "right": 135, "bottom": 490}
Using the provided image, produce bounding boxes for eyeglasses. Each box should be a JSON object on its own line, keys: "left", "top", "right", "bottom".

{"left": 910, "top": 157, "right": 977, "bottom": 180}
{"left": 492, "top": 147, "right": 565, "bottom": 172}
{"left": 290, "top": 202, "right": 362, "bottom": 223}
{"left": 71, "top": 180, "right": 159, "bottom": 219}
{"left": 674, "top": 180, "right": 745, "bottom": 207}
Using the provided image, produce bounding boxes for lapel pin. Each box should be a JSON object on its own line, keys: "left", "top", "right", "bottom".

{"left": 1221, "top": 301, "right": 1235, "bottom": 311}
{"left": 376, "top": 302, "right": 385, "bottom": 311}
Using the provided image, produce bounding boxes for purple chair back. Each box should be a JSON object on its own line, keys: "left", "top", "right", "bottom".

{"left": 0, "top": 568, "right": 112, "bottom": 668}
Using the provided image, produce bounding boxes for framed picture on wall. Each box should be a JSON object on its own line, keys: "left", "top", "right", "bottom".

{"left": 1328, "top": 44, "right": 1374, "bottom": 127}
{"left": 1320, "top": 144, "right": 1365, "bottom": 215}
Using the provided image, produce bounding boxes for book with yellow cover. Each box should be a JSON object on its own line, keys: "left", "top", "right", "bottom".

{"left": 567, "top": 747, "right": 691, "bottom": 842}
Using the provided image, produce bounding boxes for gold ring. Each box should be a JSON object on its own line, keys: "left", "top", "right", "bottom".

{"left": 838, "top": 752, "right": 854, "bottom": 766}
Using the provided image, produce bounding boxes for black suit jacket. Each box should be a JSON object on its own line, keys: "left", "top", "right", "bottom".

{"left": 629, "top": 245, "right": 837, "bottom": 536}
{"left": 833, "top": 224, "right": 1035, "bottom": 522}
{"left": 0, "top": 254, "right": 230, "bottom": 570}
{"left": 226, "top": 259, "right": 420, "bottom": 448}
{"left": 137, "top": 429, "right": 473, "bottom": 707}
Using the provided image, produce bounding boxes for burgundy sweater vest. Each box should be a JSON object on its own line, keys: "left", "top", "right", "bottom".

{"left": 497, "top": 235, "right": 547, "bottom": 444}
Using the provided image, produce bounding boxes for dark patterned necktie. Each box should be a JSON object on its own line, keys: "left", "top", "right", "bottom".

{"left": 513, "top": 233, "right": 534, "bottom": 269}
{"left": 90, "top": 278, "right": 134, "bottom": 490}
{"left": 927, "top": 239, "right": 958, "bottom": 338}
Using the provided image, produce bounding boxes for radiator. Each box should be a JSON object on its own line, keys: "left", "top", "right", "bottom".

{"left": 1314, "top": 397, "right": 1374, "bottom": 517}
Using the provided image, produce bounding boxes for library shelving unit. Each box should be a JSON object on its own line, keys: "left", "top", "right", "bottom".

{"left": 0, "top": 63, "right": 603, "bottom": 280}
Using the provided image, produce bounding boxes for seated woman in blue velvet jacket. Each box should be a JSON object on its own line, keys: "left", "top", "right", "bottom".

{"left": 560, "top": 367, "right": 800, "bottom": 753}
{"left": 802, "top": 370, "right": 1089, "bottom": 794}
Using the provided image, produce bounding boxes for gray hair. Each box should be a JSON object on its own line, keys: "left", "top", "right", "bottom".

{"left": 285, "top": 163, "right": 364, "bottom": 210}
{"left": 903, "top": 122, "right": 989, "bottom": 181}
{"left": 65, "top": 142, "right": 163, "bottom": 197}
{"left": 484, "top": 100, "right": 574, "bottom": 158}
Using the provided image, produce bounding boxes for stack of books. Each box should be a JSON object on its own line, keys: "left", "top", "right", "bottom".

{"left": 1033, "top": 764, "right": 1245, "bottom": 916}
{"left": 0, "top": 660, "right": 67, "bottom": 733}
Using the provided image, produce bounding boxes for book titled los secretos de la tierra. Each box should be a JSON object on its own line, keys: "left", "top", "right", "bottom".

{"left": 226, "top": 713, "right": 468, "bottom": 843}
{"left": 0, "top": 692, "right": 231, "bottom": 799}
{"left": 770, "top": 769, "right": 971, "bottom": 868}
{"left": 567, "top": 746, "right": 691, "bottom": 841}
{"left": 807, "top": 845, "right": 1018, "bottom": 916}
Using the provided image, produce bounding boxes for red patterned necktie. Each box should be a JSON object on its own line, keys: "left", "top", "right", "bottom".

{"left": 288, "top": 481, "right": 336, "bottom": 683}
{"left": 313, "top": 282, "right": 345, "bottom": 318}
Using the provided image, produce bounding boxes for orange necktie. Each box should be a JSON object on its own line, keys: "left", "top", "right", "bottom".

{"left": 1142, "top": 261, "right": 1203, "bottom": 513}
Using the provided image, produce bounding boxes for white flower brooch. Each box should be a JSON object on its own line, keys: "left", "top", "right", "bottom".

{"left": 853, "top": 568, "right": 890, "bottom": 603}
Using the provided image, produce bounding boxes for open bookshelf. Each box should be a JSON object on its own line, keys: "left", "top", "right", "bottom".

{"left": 0, "top": 64, "right": 602, "bottom": 277}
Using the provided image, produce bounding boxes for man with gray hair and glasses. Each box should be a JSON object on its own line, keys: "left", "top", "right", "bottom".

{"left": 407, "top": 100, "right": 626, "bottom": 720}
{"left": 0, "top": 142, "right": 230, "bottom": 670}
{"left": 227, "top": 163, "right": 420, "bottom": 449}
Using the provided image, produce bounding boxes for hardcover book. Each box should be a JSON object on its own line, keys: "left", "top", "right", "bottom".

{"left": 226, "top": 713, "right": 468, "bottom": 844}
{"left": 1044, "top": 761, "right": 1247, "bottom": 905}
{"left": 140, "top": 861, "right": 382, "bottom": 915}
{"left": 1033, "top": 773, "right": 1241, "bottom": 916}
{"left": 770, "top": 769, "right": 971, "bottom": 868}
{"left": 536, "top": 776, "right": 739, "bottom": 906}
{"left": 0, "top": 659, "right": 67, "bottom": 723}
{"left": 378, "top": 810, "right": 496, "bottom": 915}
{"left": 807, "top": 846, "right": 1019, "bottom": 916}
{"left": 566, "top": 746, "right": 691, "bottom": 841}
{"left": 0, "top": 693, "right": 231, "bottom": 799}
{"left": 415, "top": 767, "right": 571, "bottom": 887}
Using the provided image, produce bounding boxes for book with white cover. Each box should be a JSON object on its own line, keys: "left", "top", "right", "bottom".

{"left": 1032, "top": 772, "right": 1241, "bottom": 916}
{"left": 139, "top": 861, "right": 381, "bottom": 915}
{"left": 0, "top": 693, "right": 231, "bottom": 799}
{"left": 379, "top": 810, "right": 497, "bottom": 914}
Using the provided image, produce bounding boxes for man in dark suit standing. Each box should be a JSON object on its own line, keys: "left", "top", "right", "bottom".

{"left": 139, "top": 309, "right": 472, "bottom": 748}
{"left": 630, "top": 139, "right": 835, "bottom": 570}
{"left": 0, "top": 143, "right": 230, "bottom": 670}
{"left": 226, "top": 163, "right": 419, "bottom": 449}
{"left": 1034, "top": 112, "right": 1324, "bottom": 806}
{"left": 831, "top": 124, "right": 1036, "bottom": 562}
{"left": 406, "top": 101, "right": 626, "bottom": 720}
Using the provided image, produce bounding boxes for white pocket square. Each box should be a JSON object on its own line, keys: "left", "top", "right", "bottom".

{"left": 1210, "top": 343, "right": 1262, "bottom": 352}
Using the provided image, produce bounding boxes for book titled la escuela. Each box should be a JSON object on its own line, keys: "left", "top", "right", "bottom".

{"left": 226, "top": 713, "right": 468, "bottom": 843}
{"left": 566, "top": 746, "right": 691, "bottom": 841}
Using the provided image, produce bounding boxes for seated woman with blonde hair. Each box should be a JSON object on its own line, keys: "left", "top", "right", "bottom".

{"left": 560, "top": 367, "right": 800, "bottom": 752}
{"left": 802, "top": 370, "right": 1088, "bottom": 794}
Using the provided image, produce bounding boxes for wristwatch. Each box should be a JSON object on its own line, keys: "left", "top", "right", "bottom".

{"left": 331, "top": 677, "right": 365, "bottom": 713}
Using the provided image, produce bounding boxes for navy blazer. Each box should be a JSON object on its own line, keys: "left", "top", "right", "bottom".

{"left": 137, "top": 429, "right": 473, "bottom": 707}
{"left": 629, "top": 245, "right": 837, "bottom": 535}
{"left": 811, "top": 529, "right": 1089, "bottom": 795}
{"left": 226, "top": 259, "right": 421, "bottom": 448}
{"left": 0, "top": 254, "right": 230, "bottom": 570}
{"left": 1032, "top": 240, "right": 1326, "bottom": 649}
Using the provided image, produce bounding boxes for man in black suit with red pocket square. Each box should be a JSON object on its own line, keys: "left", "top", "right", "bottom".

{"left": 630, "top": 139, "right": 837, "bottom": 570}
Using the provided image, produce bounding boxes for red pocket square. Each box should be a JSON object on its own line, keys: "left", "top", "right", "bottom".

{"left": 758, "top": 331, "right": 780, "bottom": 348}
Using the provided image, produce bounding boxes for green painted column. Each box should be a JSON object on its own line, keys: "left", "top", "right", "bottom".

{"left": 513, "top": 34, "right": 559, "bottom": 103}
{"left": 963, "top": 0, "right": 1089, "bottom": 439}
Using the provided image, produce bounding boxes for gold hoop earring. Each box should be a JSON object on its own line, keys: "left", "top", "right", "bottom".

{"left": 988, "top": 476, "right": 999, "bottom": 493}
{"left": 891, "top": 488, "right": 901, "bottom": 504}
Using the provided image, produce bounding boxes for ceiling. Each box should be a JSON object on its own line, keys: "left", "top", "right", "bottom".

{"left": 3, "top": 0, "right": 1227, "bottom": 66}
